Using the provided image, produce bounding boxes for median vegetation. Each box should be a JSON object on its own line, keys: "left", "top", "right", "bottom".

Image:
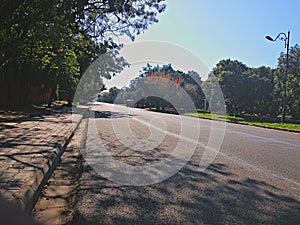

{"left": 185, "top": 113, "right": 300, "bottom": 131}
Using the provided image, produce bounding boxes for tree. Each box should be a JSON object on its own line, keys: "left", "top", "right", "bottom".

{"left": 210, "top": 59, "right": 249, "bottom": 115}
{"left": 0, "top": 0, "right": 166, "bottom": 106}
{"left": 121, "top": 64, "right": 204, "bottom": 112}
{"left": 245, "top": 66, "right": 280, "bottom": 117}
{"left": 276, "top": 44, "right": 300, "bottom": 119}
{"left": 98, "top": 86, "right": 121, "bottom": 103}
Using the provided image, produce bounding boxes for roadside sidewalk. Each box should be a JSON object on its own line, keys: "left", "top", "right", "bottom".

{"left": 0, "top": 107, "right": 87, "bottom": 213}
{"left": 33, "top": 117, "right": 88, "bottom": 225}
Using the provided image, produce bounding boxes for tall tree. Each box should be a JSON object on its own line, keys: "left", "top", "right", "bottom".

{"left": 275, "top": 44, "right": 300, "bottom": 119}
{"left": 0, "top": 0, "right": 166, "bottom": 106}
{"left": 120, "top": 64, "right": 204, "bottom": 112}
{"left": 245, "top": 66, "right": 280, "bottom": 117}
{"left": 211, "top": 59, "right": 248, "bottom": 115}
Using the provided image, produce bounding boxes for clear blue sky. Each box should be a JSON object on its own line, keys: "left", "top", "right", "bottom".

{"left": 135, "top": 0, "right": 299, "bottom": 69}
{"left": 106, "top": 0, "right": 300, "bottom": 88}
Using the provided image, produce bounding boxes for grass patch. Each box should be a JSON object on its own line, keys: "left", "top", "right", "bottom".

{"left": 118, "top": 103, "right": 128, "bottom": 107}
{"left": 56, "top": 100, "right": 69, "bottom": 105}
{"left": 145, "top": 107, "right": 179, "bottom": 114}
{"left": 185, "top": 112, "right": 300, "bottom": 131}
{"left": 40, "top": 100, "right": 76, "bottom": 109}
{"left": 241, "top": 121, "right": 300, "bottom": 130}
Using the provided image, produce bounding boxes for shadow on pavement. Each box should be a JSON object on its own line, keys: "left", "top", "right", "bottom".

{"left": 0, "top": 106, "right": 85, "bottom": 215}
{"left": 66, "top": 158, "right": 300, "bottom": 225}
{"left": 0, "top": 194, "right": 43, "bottom": 225}
{"left": 60, "top": 108, "right": 300, "bottom": 224}
{"left": 87, "top": 110, "right": 136, "bottom": 119}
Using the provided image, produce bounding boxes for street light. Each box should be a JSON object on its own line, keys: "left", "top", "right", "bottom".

{"left": 265, "top": 31, "right": 290, "bottom": 123}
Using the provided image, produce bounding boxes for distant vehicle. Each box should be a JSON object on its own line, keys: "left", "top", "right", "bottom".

{"left": 126, "top": 99, "right": 133, "bottom": 107}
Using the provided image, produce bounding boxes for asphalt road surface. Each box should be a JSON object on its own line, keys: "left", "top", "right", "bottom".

{"left": 68, "top": 103, "right": 300, "bottom": 225}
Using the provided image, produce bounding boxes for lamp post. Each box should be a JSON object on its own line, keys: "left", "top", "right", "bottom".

{"left": 265, "top": 31, "right": 290, "bottom": 123}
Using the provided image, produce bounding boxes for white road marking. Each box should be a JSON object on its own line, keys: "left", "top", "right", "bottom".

{"left": 94, "top": 103, "right": 300, "bottom": 187}
{"left": 132, "top": 115, "right": 300, "bottom": 188}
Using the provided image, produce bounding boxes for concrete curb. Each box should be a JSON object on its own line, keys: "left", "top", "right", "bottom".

{"left": 12, "top": 107, "right": 89, "bottom": 214}
{"left": 33, "top": 117, "right": 89, "bottom": 225}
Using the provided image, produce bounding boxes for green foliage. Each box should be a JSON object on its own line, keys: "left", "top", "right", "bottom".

{"left": 98, "top": 87, "right": 121, "bottom": 103}
{"left": 210, "top": 59, "right": 248, "bottom": 115}
{"left": 99, "top": 47, "right": 299, "bottom": 121}
{"left": 204, "top": 48, "right": 299, "bottom": 119}
{"left": 117, "top": 64, "right": 204, "bottom": 112}
{"left": 275, "top": 45, "right": 300, "bottom": 119}
{"left": 0, "top": 0, "right": 166, "bottom": 106}
{"left": 55, "top": 84, "right": 60, "bottom": 101}
{"left": 185, "top": 113, "right": 300, "bottom": 131}
{"left": 243, "top": 66, "right": 280, "bottom": 117}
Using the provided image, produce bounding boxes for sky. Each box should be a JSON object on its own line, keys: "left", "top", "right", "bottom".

{"left": 104, "top": 0, "right": 300, "bottom": 88}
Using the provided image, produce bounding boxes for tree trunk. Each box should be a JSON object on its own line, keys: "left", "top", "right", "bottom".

{"left": 47, "top": 88, "right": 55, "bottom": 108}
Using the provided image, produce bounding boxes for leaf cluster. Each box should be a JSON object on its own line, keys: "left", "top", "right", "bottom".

{"left": 0, "top": 0, "right": 166, "bottom": 105}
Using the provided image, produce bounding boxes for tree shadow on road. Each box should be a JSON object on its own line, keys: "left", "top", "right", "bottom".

{"left": 67, "top": 157, "right": 300, "bottom": 225}
{"left": 64, "top": 108, "right": 300, "bottom": 224}
{"left": 87, "top": 110, "right": 136, "bottom": 119}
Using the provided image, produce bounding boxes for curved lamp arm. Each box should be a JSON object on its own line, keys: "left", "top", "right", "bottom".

{"left": 265, "top": 32, "right": 289, "bottom": 48}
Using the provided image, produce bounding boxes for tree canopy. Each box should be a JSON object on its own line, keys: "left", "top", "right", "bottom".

{"left": 0, "top": 0, "right": 166, "bottom": 106}
{"left": 103, "top": 45, "right": 300, "bottom": 120}
{"left": 101, "top": 64, "right": 204, "bottom": 113}
{"left": 207, "top": 45, "right": 300, "bottom": 119}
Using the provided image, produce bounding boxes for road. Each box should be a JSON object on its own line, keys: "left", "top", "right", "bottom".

{"left": 69, "top": 103, "right": 300, "bottom": 225}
